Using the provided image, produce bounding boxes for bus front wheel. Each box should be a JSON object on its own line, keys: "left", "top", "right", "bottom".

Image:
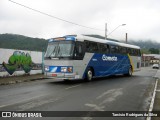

{"left": 86, "top": 68, "right": 93, "bottom": 81}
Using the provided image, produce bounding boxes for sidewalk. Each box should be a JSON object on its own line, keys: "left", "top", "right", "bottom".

{"left": 0, "top": 74, "right": 45, "bottom": 85}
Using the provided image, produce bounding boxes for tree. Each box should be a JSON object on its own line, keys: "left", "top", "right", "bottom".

{"left": 149, "top": 48, "right": 159, "bottom": 54}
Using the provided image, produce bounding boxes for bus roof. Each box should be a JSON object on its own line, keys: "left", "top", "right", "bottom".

{"left": 50, "top": 34, "right": 140, "bottom": 49}
{"left": 76, "top": 35, "right": 140, "bottom": 49}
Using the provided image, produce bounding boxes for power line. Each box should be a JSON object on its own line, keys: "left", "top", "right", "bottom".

{"left": 9, "top": 0, "right": 104, "bottom": 31}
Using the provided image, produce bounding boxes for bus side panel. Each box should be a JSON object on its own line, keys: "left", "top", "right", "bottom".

{"left": 83, "top": 53, "right": 131, "bottom": 78}
{"left": 73, "top": 53, "right": 94, "bottom": 79}
{"left": 130, "top": 56, "right": 141, "bottom": 72}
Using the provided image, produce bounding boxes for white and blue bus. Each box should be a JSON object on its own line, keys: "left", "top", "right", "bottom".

{"left": 44, "top": 35, "right": 141, "bottom": 81}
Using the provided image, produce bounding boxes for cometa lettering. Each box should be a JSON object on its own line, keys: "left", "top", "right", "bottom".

{"left": 102, "top": 55, "right": 118, "bottom": 61}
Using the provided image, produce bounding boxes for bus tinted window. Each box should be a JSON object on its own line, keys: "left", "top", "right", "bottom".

{"left": 127, "top": 48, "right": 131, "bottom": 54}
{"left": 125, "top": 48, "right": 141, "bottom": 56}
{"left": 99, "top": 43, "right": 109, "bottom": 53}
{"left": 138, "top": 49, "right": 141, "bottom": 56}
{"left": 74, "top": 42, "right": 85, "bottom": 60}
{"left": 85, "top": 41, "right": 98, "bottom": 53}
{"left": 119, "top": 47, "right": 127, "bottom": 54}
{"left": 135, "top": 49, "right": 141, "bottom": 56}
{"left": 110, "top": 45, "right": 119, "bottom": 54}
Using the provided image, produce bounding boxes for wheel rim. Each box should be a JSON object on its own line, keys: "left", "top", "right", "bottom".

{"left": 129, "top": 67, "right": 132, "bottom": 76}
{"left": 87, "top": 70, "right": 92, "bottom": 81}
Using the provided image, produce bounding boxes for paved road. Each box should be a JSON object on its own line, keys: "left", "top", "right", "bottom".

{"left": 0, "top": 67, "right": 158, "bottom": 120}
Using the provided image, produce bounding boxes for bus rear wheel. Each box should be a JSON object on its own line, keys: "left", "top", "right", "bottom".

{"left": 126, "top": 67, "right": 132, "bottom": 76}
{"left": 86, "top": 68, "right": 93, "bottom": 81}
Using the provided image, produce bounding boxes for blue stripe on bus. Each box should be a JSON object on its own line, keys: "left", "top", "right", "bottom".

{"left": 82, "top": 53, "right": 130, "bottom": 78}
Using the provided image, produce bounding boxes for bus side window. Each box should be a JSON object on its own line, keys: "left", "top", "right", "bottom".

{"left": 110, "top": 45, "right": 119, "bottom": 54}
{"left": 85, "top": 41, "right": 98, "bottom": 53}
{"left": 132, "top": 49, "right": 137, "bottom": 56}
{"left": 129, "top": 49, "right": 141, "bottom": 56}
{"left": 99, "top": 44, "right": 109, "bottom": 53}
{"left": 120, "top": 47, "right": 127, "bottom": 54}
{"left": 85, "top": 41, "right": 90, "bottom": 52}
{"left": 127, "top": 48, "right": 131, "bottom": 55}
{"left": 138, "top": 49, "right": 141, "bottom": 56}
{"left": 75, "top": 42, "right": 85, "bottom": 60}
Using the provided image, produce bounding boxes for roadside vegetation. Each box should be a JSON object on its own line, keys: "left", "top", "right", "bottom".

{"left": 0, "top": 33, "right": 159, "bottom": 54}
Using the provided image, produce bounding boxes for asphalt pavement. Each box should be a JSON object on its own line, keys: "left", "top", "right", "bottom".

{"left": 0, "top": 68, "right": 159, "bottom": 120}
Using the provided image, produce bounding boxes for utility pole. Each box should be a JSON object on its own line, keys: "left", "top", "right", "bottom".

{"left": 126, "top": 33, "right": 128, "bottom": 43}
{"left": 105, "top": 23, "right": 107, "bottom": 40}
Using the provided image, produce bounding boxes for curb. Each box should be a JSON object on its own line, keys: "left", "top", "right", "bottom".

{"left": 0, "top": 75, "right": 45, "bottom": 85}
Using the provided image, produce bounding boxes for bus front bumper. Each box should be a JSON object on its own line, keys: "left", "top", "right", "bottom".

{"left": 45, "top": 72, "right": 80, "bottom": 80}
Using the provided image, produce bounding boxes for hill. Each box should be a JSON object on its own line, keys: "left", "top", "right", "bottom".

{"left": 0, "top": 34, "right": 48, "bottom": 51}
{"left": 129, "top": 40, "right": 160, "bottom": 49}
{"left": 0, "top": 34, "right": 159, "bottom": 54}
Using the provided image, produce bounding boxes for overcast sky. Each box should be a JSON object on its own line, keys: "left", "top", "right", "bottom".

{"left": 0, "top": 0, "right": 160, "bottom": 42}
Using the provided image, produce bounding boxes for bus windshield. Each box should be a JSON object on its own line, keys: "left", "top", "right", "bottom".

{"left": 45, "top": 41, "right": 74, "bottom": 59}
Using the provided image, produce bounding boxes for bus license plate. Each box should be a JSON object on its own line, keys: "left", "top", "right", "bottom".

{"left": 52, "top": 74, "right": 57, "bottom": 77}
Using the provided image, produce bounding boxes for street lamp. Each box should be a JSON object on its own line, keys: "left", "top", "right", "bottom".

{"left": 105, "top": 24, "right": 126, "bottom": 39}
{"left": 105, "top": 23, "right": 107, "bottom": 40}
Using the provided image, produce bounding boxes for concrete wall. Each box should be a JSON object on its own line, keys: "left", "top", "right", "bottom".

{"left": 0, "top": 48, "right": 43, "bottom": 77}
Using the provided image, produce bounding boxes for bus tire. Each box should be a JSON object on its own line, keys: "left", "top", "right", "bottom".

{"left": 127, "top": 67, "right": 132, "bottom": 76}
{"left": 86, "top": 68, "right": 93, "bottom": 81}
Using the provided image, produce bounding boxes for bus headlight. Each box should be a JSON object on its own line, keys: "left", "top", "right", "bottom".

{"left": 45, "top": 66, "right": 49, "bottom": 71}
{"left": 61, "top": 67, "right": 67, "bottom": 72}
